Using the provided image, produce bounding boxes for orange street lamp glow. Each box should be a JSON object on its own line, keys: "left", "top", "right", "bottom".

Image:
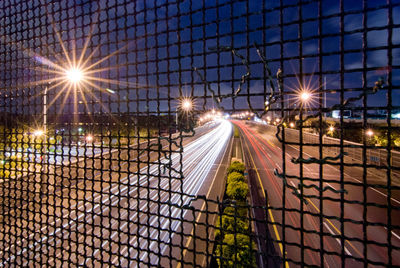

{"left": 366, "top": 129, "right": 374, "bottom": 137}
{"left": 300, "top": 91, "right": 311, "bottom": 102}
{"left": 33, "top": 129, "right": 44, "bottom": 136}
{"left": 86, "top": 134, "right": 93, "bottom": 142}
{"left": 181, "top": 99, "right": 193, "bottom": 111}
{"left": 66, "top": 68, "right": 84, "bottom": 84}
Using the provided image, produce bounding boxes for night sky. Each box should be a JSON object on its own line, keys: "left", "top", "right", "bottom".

{"left": 0, "top": 0, "right": 399, "bottom": 117}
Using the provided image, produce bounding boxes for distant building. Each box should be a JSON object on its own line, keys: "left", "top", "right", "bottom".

{"left": 332, "top": 110, "right": 353, "bottom": 119}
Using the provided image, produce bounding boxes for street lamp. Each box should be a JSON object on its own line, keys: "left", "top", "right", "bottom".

{"left": 86, "top": 134, "right": 93, "bottom": 143}
{"left": 366, "top": 129, "right": 374, "bottom": 137}
{"left": 176, "top": 97, "right": 194, "bottom": 130}
{"left": 300, "top": 91, "right": 311, "bottom": 103}
{"left": 66, "top": 68, "right": 84, "bottom": 84}
{"left": 181, "top": 99, "right": 193, "bottom": 111}
{"left": 42, "top": 68, "right": 84, "bottom": 141}
{"left": 41, "top": 67, "right": 85, "bottom": 158}
{"left": 33, "top": 129, "right": 44, "bottom": 137}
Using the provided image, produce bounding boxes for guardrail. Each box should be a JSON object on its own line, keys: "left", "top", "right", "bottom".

{"left": 263, "top": 124, "right": 400, "bottom": 181}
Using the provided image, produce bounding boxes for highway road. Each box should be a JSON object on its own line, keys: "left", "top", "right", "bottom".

{"left": 0, "top": 120, "right": 232, "bottom": 267}
{"left": 235, "top": 120, "right": 400, "bottom": 267}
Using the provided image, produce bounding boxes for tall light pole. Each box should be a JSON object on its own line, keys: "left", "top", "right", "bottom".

{"left": 41, "top": 68, "right": 84, "bottom": 154}
{"left": 324, "top": 76, "right": 327, "bottom": 120}
{"left": 42, "top": 68, "right": 84, "bottom": 136}
{"left": 43, "top": 85, "right": 48, "bottom": 156}
{"left": 43, "top": 86, "right": 47, "bottom": 137}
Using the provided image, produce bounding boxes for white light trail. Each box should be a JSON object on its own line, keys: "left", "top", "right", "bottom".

{"left": 4, "top": 121, "right": 232, "bottom": 266}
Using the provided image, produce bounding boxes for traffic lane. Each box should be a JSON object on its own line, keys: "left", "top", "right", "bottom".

{"left": 112, "top": 120, "right": 232, "bottom": 266}
{"left": 16, "top": 122, "right": 231, "bottom": 266}
{"left": 237, "top": 122, "right": 342, "bottom": 267}
{"left": 247, "top": 123, "right": 400, "bottom": 236}
{"left": 237, "top": 121, "right": 389, "bottom": 266}
{"left": 245, "top": 159, "right": 281, "bottom": 268}
{"left": 171, "top": 130, "right": 234, "bottom": 268}
{"left": 0, "top": 149, "right": 166, "bottom": 263}
{"left": 244, "top": 122, "right": 400, "bottom": 266}
{"left": 0, "top": 124, "right": 214, "bottom": 219}
{"left": 1, "top": 124, "right": 218, "bottom": 266}
{"left": 251, "top": 122, "right": 400, "bottom": 206}
{"left": 156, "top": 120, "right": 233, "bottom": 266}
{"left": 254, "top": 128, "right": 400, "bottom": 261}
{"left": 1, "top": 124, "right": 211, "bottom": 230}
{"left": 241, "top": 126, "right": 349, "bottom": 267}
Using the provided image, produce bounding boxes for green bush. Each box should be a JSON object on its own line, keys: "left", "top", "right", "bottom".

{"left": 215, "top": 234, "right": 256, "bottom": 267}
{"left": 227, "top": 172, "right": 245, "bottom": 185}
{"left": 233, "top": 126, "right": 240, "bottom": 138}
{"left": 227, "top": 161, "right": 245, "bottom": 174}
{"left": 226, "top": 181, "right": 248, "bottom": 201}
{"left": 215, "top": 207, "right": 249, "bottom": 240}
{"left": 374, "top": 132, "right": 400, "bottom": 147}
{"left": 0, "top": 169, "right": 10, "bottom": 179}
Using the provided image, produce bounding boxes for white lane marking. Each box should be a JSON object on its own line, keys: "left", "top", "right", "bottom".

{"left": 325, "top": 183, "right": 338, "bottom": 192}
{"left": 323, "top": 222, "right": 352, "bottom": 256}
{"left": 365, "top": 184, "right": 400, "bottom": 205}
{"left": 276, "top": 163, "right": 282, "bottom": 171}
{"left": 384, "top": 227, "right": 400, "bottom": 240}
{"left": 303, "top": 165, "right": 312, "bottom": 172}
{"left": 306, "top": 172, "right": 338, "bottom": 177}
{"left": 287, "top": 144, "right": 400, "bottom": 205}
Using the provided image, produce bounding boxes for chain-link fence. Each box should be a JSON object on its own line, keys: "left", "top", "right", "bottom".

{"left": 0, "top": 0, "right": 399, "bottom": 267}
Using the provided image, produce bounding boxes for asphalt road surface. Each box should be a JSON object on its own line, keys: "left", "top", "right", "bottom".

{"left": 0, "top": 120, "right": 232, "bottom": 267}
{"left": 235, "top": 120, "right": 400, "bottom": 268}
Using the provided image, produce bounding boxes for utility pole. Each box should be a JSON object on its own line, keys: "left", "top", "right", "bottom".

{"left": 43, "top": 86, "right": 47, "bottom": 137}
{"left": 324, "top": 76, "right": 327, "bottom": 120}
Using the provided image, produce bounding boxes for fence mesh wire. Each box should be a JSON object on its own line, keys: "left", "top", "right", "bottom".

{"left": 0, "top": 0, "right": 399, "bottom": 267}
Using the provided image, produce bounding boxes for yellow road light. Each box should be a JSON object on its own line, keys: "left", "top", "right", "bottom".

{"left": 33, "top": 129, "right": 44, "bottom": 136}
{"left": 86, "top": 134, "right": 93, "bottom": 142}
